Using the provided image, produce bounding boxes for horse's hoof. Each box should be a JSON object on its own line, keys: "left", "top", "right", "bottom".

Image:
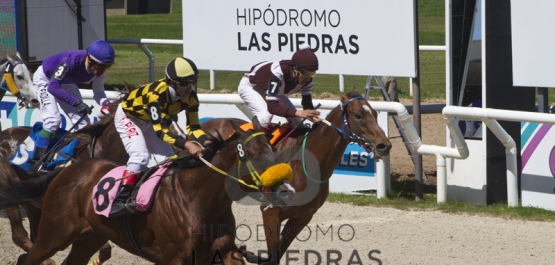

{"left": 16, "top": 253, "right": 27, "bottom": 265}
{"left": 98, "top": 242, "right": 112, "bottom": 262}
{"left": 243, "top": 250, "right": 261, "bottom": 264}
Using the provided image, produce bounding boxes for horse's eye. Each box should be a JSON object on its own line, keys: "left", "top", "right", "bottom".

{"left": 355, "top": 113, "right": 362, "bottom": 119}
{"left": 16, "top": 75, "right": 24, "bottom": 81}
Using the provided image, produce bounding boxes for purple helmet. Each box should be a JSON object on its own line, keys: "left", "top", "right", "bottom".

{"left": 87, "top": 40, "right": 115, "bottom": 64}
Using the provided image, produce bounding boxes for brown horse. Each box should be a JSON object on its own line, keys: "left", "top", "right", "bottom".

{"left": 0, "top": 114, "right": 127, "bottom": 263}
{"left": 2, "top": 117, "right": 292, "bottom": 265}
{"left": 242, "top": 91, "right": 392, "bottom": 264}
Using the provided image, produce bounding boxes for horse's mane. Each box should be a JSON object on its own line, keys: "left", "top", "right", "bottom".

{"left": 173, "top": 129, "right": 229, "bottom": 169}
{"left": 323, "top": 90, "right": 364, "bottom": 120}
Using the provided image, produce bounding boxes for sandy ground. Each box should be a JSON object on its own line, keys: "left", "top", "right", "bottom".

{"left": 3, "top": 98, "right": 553, "bottom": 264}
{"left": 1, "top": 202, "right": 555, "bottom": 264}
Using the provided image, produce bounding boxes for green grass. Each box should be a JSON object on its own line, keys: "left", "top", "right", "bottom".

{"left": 327, "top": 193, "right": 555, "bottom": 222}
{"left": 327, "top": 173, "right": 555, "bottom": 222}
{"left": 106, "top": 0, "right": 446, "bottom": 99}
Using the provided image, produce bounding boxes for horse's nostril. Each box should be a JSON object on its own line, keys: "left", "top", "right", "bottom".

{"left": 31, "top": 99, "right": 39, "bottom": 104}
{"left": 376, "top": 143, "right": 392, "bottom": 153}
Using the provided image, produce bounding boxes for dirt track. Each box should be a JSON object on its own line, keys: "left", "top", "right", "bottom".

{"left": 1, "top": 202, "right": 555, "bottom": 264}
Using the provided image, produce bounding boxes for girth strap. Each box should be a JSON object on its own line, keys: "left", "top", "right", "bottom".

{"left": 124, "top": 214, "right": 146, "bottom": 258}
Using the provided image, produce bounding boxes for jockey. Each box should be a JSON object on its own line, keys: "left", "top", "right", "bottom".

{"left": 110, "top": 56, "right": 208, "bottom": 218}
{"left": 29, "top": 40, "right": 115, "bottom": 173}
{"left": 238, "top": 43, "right": 321, "bottom": 129}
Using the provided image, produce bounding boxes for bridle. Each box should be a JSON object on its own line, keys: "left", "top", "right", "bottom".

{"left": 2, "top": 61, "right": 32, "bottom": 109}
{"left": 331, "top": 96, "right": 373, "bottom": 146}
{"left": 301, "top": 96, "right": 378, "bottom": 183}
{"left": 199, "top": 129, "right": 271, "bottom": 190}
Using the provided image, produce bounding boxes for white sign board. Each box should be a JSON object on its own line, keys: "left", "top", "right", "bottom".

{"left": 182, "top": 0, "right": 417, "bottom": 77}
{"left": 510, "top": 0, "right": 555, "bottom": 87}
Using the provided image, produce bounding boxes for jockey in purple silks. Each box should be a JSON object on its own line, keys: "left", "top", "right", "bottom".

{"left": 29, "top": 40, "right": 115, "bottom": 173}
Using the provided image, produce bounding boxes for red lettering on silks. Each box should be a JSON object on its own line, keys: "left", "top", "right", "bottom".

{"left": 126, "top": 127, "right": 139, "bottom": 138}
{"left": 124, "top": 122, "right": 135, "bottom": 129}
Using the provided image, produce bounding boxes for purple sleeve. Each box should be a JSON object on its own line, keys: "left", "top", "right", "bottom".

{"left": 47, "top": 78, "right": 79, "bottom": 106}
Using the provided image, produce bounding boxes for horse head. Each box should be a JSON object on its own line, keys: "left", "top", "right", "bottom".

{"left": 1, "top": 52, "right": 39, "bottom": 109}
{"left": 335, "top": 91, "right": 392, "bottom": 159}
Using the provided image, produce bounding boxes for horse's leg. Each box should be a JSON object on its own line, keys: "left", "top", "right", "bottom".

{"left": 275, "top": 215, "right": 315, "bottom": 261}
{"left": 4, "top": 206, "right": 32, "bottom": 251}
{"left": 60, "top": 229, "right": 108, "bottom": 265}
{"left": 258, "top": 208, "right": 284, "bottom": 265}
{"left": 21, "top": 204, "right": 42, "bottom": 242}
{"left": 97, "top": 242, "right": 112, "bottom": 264}
{"left": 211, "top": 211, "right": 245, "bottom": 265}
{"left": 19, "top": 204, "right": 59, "bottom": 265}
{"left": 22, "top": 216, "right": 84, "bottom": 265}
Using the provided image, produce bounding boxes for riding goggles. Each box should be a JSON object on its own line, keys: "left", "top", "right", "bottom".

{"left": 88, "top": 56, "right": 113, "bottom": 69}
{"left": 298, "top": 68, "right": 316, "bottom": 78}
{"left": 170, "top": 77, "right": 197, "bottom": 88}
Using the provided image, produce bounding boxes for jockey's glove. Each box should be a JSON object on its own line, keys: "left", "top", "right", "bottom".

{"left": 74, "top": 101, "right": 93, "bottom": 115}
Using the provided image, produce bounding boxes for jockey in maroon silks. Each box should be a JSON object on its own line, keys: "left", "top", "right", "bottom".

{"left": 238, "top": 44, "right": 321, "bottom": 129}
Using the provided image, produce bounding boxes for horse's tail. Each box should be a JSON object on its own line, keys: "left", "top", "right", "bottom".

{"left": 0, "top": 169, "right": 62, "bottom": 209}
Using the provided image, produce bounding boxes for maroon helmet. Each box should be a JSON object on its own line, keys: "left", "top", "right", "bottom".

{"left": 291, "top": 45, "right": 319, "bottom": 71}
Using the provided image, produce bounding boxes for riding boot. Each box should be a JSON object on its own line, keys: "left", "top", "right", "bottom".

{"left": 109, "top": 170, "right": 139, "bottom": 218}
{"left": 29, "top": 135, "right": 51, "bottom": 174}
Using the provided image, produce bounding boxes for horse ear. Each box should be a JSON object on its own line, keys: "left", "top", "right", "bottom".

{"left": 123, "top": 82, "right": 139, "bottom": 92}
{"left": 252, "top": 116, "right": 264, "bottom": 132}
{"left": 15, "top": 51, "right": 22, "bottom": 61}
{"left": 340, "top": 92, "right": 349, "bottom": 103}
{"left": 6, "top": 53, "right": 14, "bottom": 64}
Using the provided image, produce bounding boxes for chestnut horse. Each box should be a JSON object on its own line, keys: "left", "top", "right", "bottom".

{"left": 2, "top": 117, "right": 291, "bottom": 265}
{"left": 244, "top": 91, "right": 392, "bottom": 264}
{"left": 0, "top": 115, "right": 127, "bottom": 263}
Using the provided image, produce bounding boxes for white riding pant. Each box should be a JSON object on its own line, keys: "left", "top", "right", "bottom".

{"left": 114, "top": 105, "right": 174, "bottom": 173}
{"left": 33, "top": 66, "right": 90, "bottom": 134}
{"left": 238, "top": 76, "right": 302, "bottom": 127}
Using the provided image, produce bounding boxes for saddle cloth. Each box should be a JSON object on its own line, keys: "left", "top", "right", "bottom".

{"left": 240, "top": 122, "right": 290, "bottom": 145}
{"left": 9, "top": 122, "right": 79, "bottom": 171}
{"left": 92, "top": 162, "right": 172, "bottom": 217}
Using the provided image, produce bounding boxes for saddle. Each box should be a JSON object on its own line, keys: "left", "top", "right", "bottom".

{"left": 9, "top": 122, "right": 80, "bottom": 172}
{"left": 92, "top": 163, "right": 171, "bottom": 217}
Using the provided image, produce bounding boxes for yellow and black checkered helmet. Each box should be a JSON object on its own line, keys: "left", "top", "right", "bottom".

{"left": 165, "top": 57, "right": 199, "bottom": 83}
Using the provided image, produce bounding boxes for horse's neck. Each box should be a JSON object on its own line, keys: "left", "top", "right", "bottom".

{"left": 303, "top": 108, "right": 349, "bottom": 179}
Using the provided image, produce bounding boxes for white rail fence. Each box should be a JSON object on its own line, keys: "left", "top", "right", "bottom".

{"left": 107, "top": 38, "right": 446, "bottom": 91}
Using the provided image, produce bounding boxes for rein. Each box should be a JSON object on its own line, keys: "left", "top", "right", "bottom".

{"left": 199, "top": 130, "right": 267, "bottom": 190}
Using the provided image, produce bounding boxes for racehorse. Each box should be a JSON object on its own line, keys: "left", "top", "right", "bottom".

{"left": 0, "top": 52, "right": 40, "bottom": 109}
{"left": 243, "top": 91, "right": 392, "bottom": 264}
{"left": 0, "top": 114, "right": 127, "bottom": 264}
{"left": 1, "top": 117, "right": 292, "bottom": 265}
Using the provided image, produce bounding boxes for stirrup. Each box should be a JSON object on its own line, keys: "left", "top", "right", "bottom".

{"left": 28, "top": 162, "right": 50, "bottom": 174}
{"left": 109, "top": 198, "right": 137, "bottom": 218}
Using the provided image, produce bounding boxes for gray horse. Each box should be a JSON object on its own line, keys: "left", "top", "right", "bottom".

{"left": 0, "top": 52, "right": 40, "bottom": 109}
